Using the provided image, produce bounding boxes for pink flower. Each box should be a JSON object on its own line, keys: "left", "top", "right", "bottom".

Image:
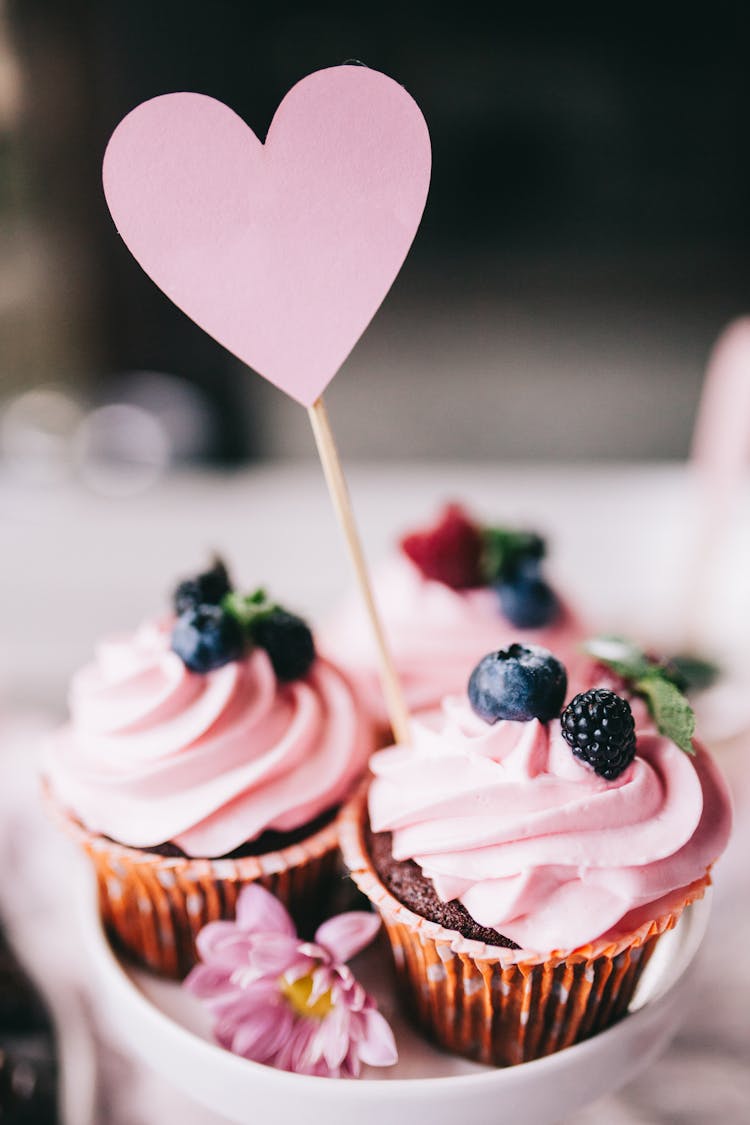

{"left": 184, "top": 885, "right": 398, "bottom": 1078}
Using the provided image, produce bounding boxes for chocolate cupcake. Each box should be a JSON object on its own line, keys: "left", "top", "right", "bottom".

{"left": 44, "top": 561, "right": 374, "bottom": 977}
{"left": 340, "top": 644, "right": 732, "bottom": 1066}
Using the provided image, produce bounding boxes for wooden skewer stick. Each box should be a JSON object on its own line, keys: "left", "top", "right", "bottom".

{"left": 308, "top": 396, "right": 412, "bottom": 745}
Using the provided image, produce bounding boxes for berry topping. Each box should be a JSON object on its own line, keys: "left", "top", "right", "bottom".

{"left": 496, "top": 576, "right": 560, "bottom": 629}
{"left": 173, "top": 557, "right": 232, "bottom": 615}
{"left": 171, "top": 605, "right": 245, "bottom": 673}
{"left": 169, "top": 567, "right": 316, "bottom": 683}
{"left": 400, "top": 504, "right": 483, "bottom": 589}
{"left": 249, "top": 608, "right": 316, "bottom": 682}
{"left": 581, "top": 637, "right": 698, "bottom": 756}
{"left": 560, "top": 689, "right": 637, "bottom": 780}
{"left": 481, "top": 528, "right": 546, "bottom": 585}
{"left": 468, "top": 644, "right": 567, "bottom": 724}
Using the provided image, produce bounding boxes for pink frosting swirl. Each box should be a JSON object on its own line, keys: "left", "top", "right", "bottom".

{"left": 368, "top": 698, "right": 732, "bottom": 952}
{"left": 46, "top": 619, "right": 374, "bottom": 857}
{"left": 321, "top": 556, "right": 586, "bottom": 724}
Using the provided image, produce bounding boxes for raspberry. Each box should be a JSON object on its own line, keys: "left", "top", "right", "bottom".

{"left": 560, "top": 689, "right": 636, "bottom": 780}
{"left": 400, "top": 504, "right": 483, "bottom": 589}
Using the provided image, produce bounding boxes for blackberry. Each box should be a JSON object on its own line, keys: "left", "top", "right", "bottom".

{"left": 250, "top": 609, "right": 316, "bottom": 682}
{"left": 560, "top": 689, "right": 636, "bottom": 780}
{"left": 173, "top": 557, "right": 232, "bottom": 614}
{"left": 171, "top": 604, "right": 245, "bottom": 673}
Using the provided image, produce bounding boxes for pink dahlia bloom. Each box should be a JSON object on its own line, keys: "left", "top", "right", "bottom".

{"left": 184, "top": 885, "right": 398, "bottom": 1078}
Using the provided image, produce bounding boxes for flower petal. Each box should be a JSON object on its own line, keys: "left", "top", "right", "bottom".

{"left": 356, "top": 1009, "right": 398, "bottom": 1067}
{"left": 246, "top": 934, "right": 306, "bottom": 977}
{"left": 313, "top": 1058, "right": 338, "bottom": 1078}
{"left": 227, "top": 1005, "right": 276, "bottom": 1054}
{"left": 290, "top": 1019, "right": 324, "bottom": 1075}
{"left": 194, "top": 920, "right": 239, "bottom": 952}
{"left": 334, "top": 964, "right": 355, "bottom": 989}
{"left": 212, "top": 992, "right": 276, "bottom": 1049}
{"left": 308, "top": 967, "right": 334, "bottom": 1005}
{"left": 183, "top": 963, "right": 234, "bottom": 1001}
{"left": 282, "top": 956, "right": 318, "bottom": 985}
{"left": 211, "top": 978, "right": 278, "bottom": 1015}
{"left": 264, "top": 1008, "right": 298, "bottom": 1061}
{"left": 274, "top": 1018, "right": 317, "bottom": 1075}
{"left": 321, "top": 1002, "right": 352, "bottom": 1069}
{"left": 196, "top": 926, "right": 254, "bottom": 969}
{"left": 342, "top": 980, "right": 367, "bottom": 1013}
{"left": 297, "top": 942, "right": 326, "bottom": 960}
{"left": 232, "top": 1004, "right": 295, "bottom": 1063}
{"left": 342, "top": 1046, "right": 361, "bottom": 1079}
{"left": 235, "top": 884, "right": 297, "bottom": 937}
{"left": 314, "top": 912, "right": 381, "bottom": 963}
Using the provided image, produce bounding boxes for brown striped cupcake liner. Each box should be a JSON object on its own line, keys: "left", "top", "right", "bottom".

{"left": 45, "top": 785, "right": 343, "bottom": 979}
{"left": 339, "top": 787, "right": 711, "bottom": 1067}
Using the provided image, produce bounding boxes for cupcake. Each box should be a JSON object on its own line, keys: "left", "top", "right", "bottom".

{"left": 340, "top": 643, "right": 732, "bottom": 1066}
{"left": 44, "top": 559, "right": 375, "bottom": 978}
{"left": 322, "top": 504, "right": 586, "bottom": 732}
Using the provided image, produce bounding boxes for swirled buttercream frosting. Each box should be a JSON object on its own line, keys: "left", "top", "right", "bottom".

{"left": 321, "top": 556, "right": 585, "bottom": 723}
{"left": 368, "top": 697, "right": 732, "bottom": 952}
{"left": 46, "top": 619, "right": 373, "bottom": 857}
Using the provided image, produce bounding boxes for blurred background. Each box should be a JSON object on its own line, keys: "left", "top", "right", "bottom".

{"left": 2, "top": 0, "right": 750, "bottom": 477}
{"left": 2, "top": 5, "right": 750, "bottom": 1123}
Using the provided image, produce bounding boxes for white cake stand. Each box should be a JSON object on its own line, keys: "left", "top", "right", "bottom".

{"left": 78, "top": 874, "right": 710, "bottom": 1125}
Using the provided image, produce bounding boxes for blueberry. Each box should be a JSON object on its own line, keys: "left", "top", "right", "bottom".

{"left": 468, "top": 644, "right": 567, "bottom": 723}
{"left": 173, "top": 557, "right": 232, "bottom": 615}
{"left": 496, "top": 576, "right": 560, "bottom": 628}
{"left": 171, "top": 605, "right": 245, "bottom": 673}
{"left": 250, "top": 609, "right": 316, "bottom": 682}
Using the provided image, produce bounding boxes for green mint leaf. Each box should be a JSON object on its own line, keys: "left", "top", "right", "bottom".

{"left": 634, "top": 675, "right": 696, "bottom": 756}
{"left": 663, "top": 654, "right": 720, "bottom": 695}
{"left": 585, "top": 637, "right": 719, "bottom": 698}
{"left": 222, "top": 588, "right": 278, "bottom": 632}
{"left": 480, "top": 527, "right": 545, "bottom": 584}
{"left": 582, "top": 636, "right": 652, "bottom": 682}
{"left": 583, "top": 636, "right": 700, "bottom": 755}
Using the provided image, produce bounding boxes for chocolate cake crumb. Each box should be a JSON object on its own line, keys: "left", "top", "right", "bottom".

{"left": 367, "top": 827, "right": 519, "bottom": 949}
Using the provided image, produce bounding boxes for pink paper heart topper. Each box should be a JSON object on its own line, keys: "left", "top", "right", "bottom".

{"left": 103, "top": 66, "right": 431, "bottom": 406}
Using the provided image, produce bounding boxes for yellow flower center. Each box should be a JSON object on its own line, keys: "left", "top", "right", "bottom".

{"left": 279, "top": 973, "right": 334, "bottom": 1020}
